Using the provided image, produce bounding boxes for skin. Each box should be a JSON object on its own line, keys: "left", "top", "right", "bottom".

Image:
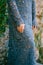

{"left": 17, "top": 23, "right": 36, "bottom": 33}
{"left": 17, "top": 24, "right": 25, "bottom": 33}
{"left": 32, "top": 26, "right": 36, "bottom": 30}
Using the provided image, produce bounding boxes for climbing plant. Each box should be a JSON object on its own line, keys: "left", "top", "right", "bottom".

{"left": 0, "top": 0, "right": 7, "bottom": 36}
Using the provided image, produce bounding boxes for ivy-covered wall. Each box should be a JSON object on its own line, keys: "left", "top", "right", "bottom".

{"left": 34, "top": 0, "right": 43, "bottom": 63}
{"left": 0, "top": 0, "right": 7, "bottom": 36}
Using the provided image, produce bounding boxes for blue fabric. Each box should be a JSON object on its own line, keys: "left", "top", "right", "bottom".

{"left": 7, "top": 0, "right": 37, "bottom": 26}
{"left": 7, "top": 0, "right": 37, "bottom": 65}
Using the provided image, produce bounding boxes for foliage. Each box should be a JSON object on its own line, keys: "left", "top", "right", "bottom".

{"left": 0, "top": 0, "right": 7, "bottom": 36}
{"left": 34, "top": 0, "right": 43, "bottom": 62}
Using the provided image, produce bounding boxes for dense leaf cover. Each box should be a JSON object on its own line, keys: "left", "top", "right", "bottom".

{"left": 0, "top": 0, "right": 7, "bottom": 36}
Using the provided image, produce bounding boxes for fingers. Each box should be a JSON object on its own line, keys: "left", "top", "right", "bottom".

{"left": 17, "top": 24, "right": 25, "bottom": 33}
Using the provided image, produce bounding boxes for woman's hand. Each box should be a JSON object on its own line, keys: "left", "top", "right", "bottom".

{"left": 32, "top": 26, "right": 38, "bottom": 35}
{"left": 32, "top": 26, "right": 36, "bottom": 30}
{"left": 17, "top": 24, "right": 25, "bottom": 33}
